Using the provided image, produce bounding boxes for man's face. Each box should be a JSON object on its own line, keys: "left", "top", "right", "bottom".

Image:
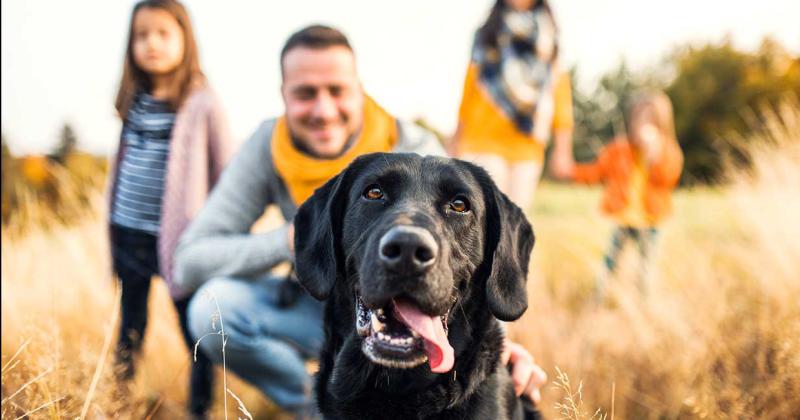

{"left": 281, "top": 46, "right": 364, "bottom": 159}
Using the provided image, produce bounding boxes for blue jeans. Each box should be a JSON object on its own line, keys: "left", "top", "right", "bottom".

{"left": 188, "top": 275, "right": 324, "bottom": 417}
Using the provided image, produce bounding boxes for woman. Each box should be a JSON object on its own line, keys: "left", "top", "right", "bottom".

{"left": 451, "top": 0, "right": 574, "bottom": 210}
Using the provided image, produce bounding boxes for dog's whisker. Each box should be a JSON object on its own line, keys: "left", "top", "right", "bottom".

{"left": 448, "top": 285, "right": 472, "bottom": 331}
{"left": 458, "top": 298, "right": 471, "bottom": 332}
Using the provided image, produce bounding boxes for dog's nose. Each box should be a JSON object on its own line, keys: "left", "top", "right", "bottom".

{"left": 379, "top": 226, "right": 438, "bottom": 274}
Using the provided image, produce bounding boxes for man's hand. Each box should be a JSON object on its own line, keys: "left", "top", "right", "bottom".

{"left": 501, "top": 339, "right": 548, "bottom": 404}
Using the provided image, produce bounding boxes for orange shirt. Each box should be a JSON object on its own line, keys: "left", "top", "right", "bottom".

{"left": 614, "top": 152, "right": 651, "bottom": 227}
{"left": 456, "top": 63, "right": 574, "bottom": 163}
{"left": 573, "top": 137, "right": 683, "bottom": 225}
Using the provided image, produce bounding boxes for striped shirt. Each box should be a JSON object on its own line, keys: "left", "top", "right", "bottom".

{"left": 110, "top": 93, "right": 175, "bottom": 234}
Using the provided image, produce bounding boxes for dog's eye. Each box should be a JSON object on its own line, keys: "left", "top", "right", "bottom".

{"left": 363, "top": 184, "right": 385, "bottom": 200}
{"left": 449, "top": 196, "right": 470, "bottom": 213}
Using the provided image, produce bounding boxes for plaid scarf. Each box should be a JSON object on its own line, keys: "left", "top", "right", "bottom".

{"left": 472, "top": 7, "right": 557, "bottom": 137}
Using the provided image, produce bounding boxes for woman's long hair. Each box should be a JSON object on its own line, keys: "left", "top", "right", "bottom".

{"left": 476, "top": 0, "right": 558, "bottom": 56}
{"left": 114, "top": 0, "right": 204, "bottom": 119}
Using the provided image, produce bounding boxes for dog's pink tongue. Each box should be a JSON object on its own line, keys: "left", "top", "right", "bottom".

{"left": 393, "top": 299, "right": 454, "bottom": 373}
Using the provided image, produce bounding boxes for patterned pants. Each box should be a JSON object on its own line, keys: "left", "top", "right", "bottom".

{"left": 597, "top": 225, "right": 659, "bottom": 298}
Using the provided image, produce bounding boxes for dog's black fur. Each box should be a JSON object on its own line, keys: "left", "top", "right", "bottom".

{"left": 294, "top": 153, "right": 540, "bottom": 420}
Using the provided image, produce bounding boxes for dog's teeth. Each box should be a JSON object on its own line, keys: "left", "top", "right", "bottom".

{"left": 378, "top": 332, "right": 387, "bottom": 340}
{"left": 376, "top": 308, "right": 384, "bottom": 316}
{"left": 410, "top": 330, "right": 420, "bottom": 338}
{"left": 370, "top": 312, "right": 385, "bottom": 332}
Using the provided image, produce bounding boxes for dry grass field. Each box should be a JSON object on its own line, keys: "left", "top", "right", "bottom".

{"left": 2, "top": 104, "right": 799, "bottom": 419}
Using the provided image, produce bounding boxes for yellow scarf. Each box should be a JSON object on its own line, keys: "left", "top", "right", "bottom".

{"left": 271, "top": 96, "right": 398, "bottom": 205}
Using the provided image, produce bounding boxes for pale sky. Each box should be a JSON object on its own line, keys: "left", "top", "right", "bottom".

{"left": 2, "top": 0, "right": 798, "bottom": 156}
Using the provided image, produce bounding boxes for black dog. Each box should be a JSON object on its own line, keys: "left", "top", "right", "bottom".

{"left": 294, "top": 153, "right": 539, "bottom": 420}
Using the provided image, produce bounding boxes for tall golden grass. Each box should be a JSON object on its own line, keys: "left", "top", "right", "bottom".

{"left": 1, "top": 153, "right": 106, "bottom": 235}
{"left": 2, "top": 102, "right": 799, "bottom": 419}
{"left": 1, "top": 202, "right": 282, "bottom": 419}
{"left": 513, "top": 99, "right": 800, "bottom": 419}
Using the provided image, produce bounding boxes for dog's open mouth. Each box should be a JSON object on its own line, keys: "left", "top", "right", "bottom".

{"left": 356, "top": 295, "right": 455, "bottom": 373}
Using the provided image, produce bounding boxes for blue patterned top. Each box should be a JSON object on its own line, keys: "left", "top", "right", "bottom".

{"left": 110, "top": 93, "right": 175, "bottom": 234}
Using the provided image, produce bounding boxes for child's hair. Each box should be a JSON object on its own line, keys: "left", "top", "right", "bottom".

{"left": 114, "top": 0, "right": 204, "bottom": 119}
{"left": 626, "top": 90, "right": 678, "bottom": 145}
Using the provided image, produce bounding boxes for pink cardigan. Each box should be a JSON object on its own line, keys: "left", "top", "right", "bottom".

{"left": 108, "top": 86, "right": 237, "bottom": 299}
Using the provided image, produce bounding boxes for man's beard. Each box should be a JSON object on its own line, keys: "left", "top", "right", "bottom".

{"left": 290, "top": 126, "right": 360, "bottom": 159}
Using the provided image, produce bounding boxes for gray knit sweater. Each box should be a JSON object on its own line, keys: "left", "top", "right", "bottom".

{"left": 174, "top": 118, "right": 445, "bottom": 292}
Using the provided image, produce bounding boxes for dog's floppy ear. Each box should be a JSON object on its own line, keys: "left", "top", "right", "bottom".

{"left": 293, "top": 169, "right": 351, "bottom": 301}
{"left": 468, "top": 163, "right": 535, "bottom": 321}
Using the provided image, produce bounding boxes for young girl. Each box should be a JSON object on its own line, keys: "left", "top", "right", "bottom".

{"left": 451, "top": 0, "right": 574, "bottom": 211}
{"left": 108, "top": 0, "right": 236, "bottom": 416}
{"left": 559, "top": 91, "right": 683, "bottom": 298}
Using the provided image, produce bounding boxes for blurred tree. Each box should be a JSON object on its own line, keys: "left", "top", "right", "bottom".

{"left": 666, "top": 37, "right": 800, "bottom": 183}
{"left": 1, "top": 133, "right": 11, "bottom": 170}
{"left": 569, "top": 63, "right": 655, "bottom": 165}
{"left": 2, "top": 130, "right": 108, "bottom": 231}
{"left": 1, "top": 134, "right": 15, "bottom": 223}
{"left": 568, "top": 37, "right": 799, "bottom": 184}
{"left": 50, "top": 122, "right": 78, "bottom": 164}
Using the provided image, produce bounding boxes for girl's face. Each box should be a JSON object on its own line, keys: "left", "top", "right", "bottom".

{"left": 630, "top": 104, "right": 661, "bottom": 150}
{"left": 505, "top": 0, "right": 536, "bottom": 12}
{"left": 132, "top": 7, "right": 184, "bottom": 76}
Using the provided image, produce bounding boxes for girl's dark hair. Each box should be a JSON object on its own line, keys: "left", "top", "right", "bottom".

{"left": 476, "top": 0, "right": 558, "bottom": 55}
{"left": 114, "top": 0, "right": 204, "bottom": 119}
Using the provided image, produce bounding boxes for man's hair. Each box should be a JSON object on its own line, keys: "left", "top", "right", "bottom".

{"left": 280, "top": 25, "right": 353, "bottom": 76}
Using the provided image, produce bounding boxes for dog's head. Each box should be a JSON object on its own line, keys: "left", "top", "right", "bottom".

{"left": 294, "top": 153, "right": 534, "bottom": 375}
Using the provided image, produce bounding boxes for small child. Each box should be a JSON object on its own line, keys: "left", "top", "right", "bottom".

{"left": 108, "top": 0, "right": 236, "bottom": 416}
{"left": 559, "top": 91, "right": 683, "bottom": 298}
